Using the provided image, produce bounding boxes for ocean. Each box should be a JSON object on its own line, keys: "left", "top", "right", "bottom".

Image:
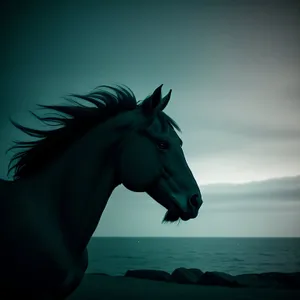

{"left": 86, "top": 237, "right": 300, "bottom": 276}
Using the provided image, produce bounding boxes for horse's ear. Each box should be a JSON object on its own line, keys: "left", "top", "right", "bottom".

{"left": 141, "top": 84, "right": 163, "bottom": 114}
{"left": 159, "top": 89, "right": 172, "bottom": 111}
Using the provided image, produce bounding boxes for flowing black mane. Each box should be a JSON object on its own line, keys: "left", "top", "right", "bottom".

{"left": 7, "top": 85, "right": 180, "bottom": 181}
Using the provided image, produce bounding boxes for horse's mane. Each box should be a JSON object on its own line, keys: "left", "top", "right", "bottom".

{"left": 7, "top": 84, "right": 180, "bottom": 181}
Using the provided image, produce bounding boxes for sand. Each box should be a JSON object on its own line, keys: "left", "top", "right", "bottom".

{"left": 67, "top": 274, "right": 300, "bottom": 300}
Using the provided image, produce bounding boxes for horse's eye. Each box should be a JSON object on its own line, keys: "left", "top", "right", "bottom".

{"left": 157, "top": 141, "right": 169, "bottom": 150}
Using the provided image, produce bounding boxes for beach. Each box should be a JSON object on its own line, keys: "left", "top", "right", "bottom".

{"left": 68, "top": 274, "right": 300, "bottom": 300}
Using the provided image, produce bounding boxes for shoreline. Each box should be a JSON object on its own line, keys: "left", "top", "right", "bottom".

{"left": 68, "top": 273, "right": 300, "bottom": 300}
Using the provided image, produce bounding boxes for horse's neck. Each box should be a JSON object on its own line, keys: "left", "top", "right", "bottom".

{"left": 54, "top": 125, "right": 122, "bottom": 250}
{"left": 18, "top": 123, "right": 122, "bottom": 252}
{"left": 60, "top": 161, "right": 116, "bottom": 251}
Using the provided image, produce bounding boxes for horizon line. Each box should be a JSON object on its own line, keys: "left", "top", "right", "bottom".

{"left": 92, "top": 236, "right": 300, "bottom": 238}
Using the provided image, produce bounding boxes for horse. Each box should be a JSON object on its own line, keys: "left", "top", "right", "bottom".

{"left": 0, "top": 84, "right": 203, "bottom": 299}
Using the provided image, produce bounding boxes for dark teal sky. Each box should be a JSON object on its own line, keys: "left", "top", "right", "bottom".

{"left": 1, "top": 1, "right": 299, "bottom": 236}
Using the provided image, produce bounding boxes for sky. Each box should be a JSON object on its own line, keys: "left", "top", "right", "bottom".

{"left": 1, "top": 0, "right": 299, "bottom": 237}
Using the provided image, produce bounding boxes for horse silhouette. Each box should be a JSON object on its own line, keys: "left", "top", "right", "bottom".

{"left": 0, "top": 84, "right": 203, "bottom": 298}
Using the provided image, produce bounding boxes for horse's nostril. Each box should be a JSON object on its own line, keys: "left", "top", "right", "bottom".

{"left": 189, "top": 194, "right": 199, "bottom": 209}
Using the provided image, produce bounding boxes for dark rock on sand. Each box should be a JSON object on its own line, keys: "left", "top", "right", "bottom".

{"left": 123, "top": 269, "right": 300, "bottom": 290}
{"left": 125, "top": 269, "right": 172, "bottom": 282}
{"left": 235, "top": 272, "right": 300, "bottom": 289}
{"left": 89, "top": 273, "right": 110, "bottom": 276}
{"left": 171, "top": 267, "right": 203, "bottom": 284}
{"left": 69, "top": 273, "right": 300, "bottom": 300}
{"left": 198, "top": 271, "right": 241, "bottom": 287}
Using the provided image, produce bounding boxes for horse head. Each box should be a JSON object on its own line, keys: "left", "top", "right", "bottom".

{"left": 117, "top": 85, "right": 203, "bottom": 222}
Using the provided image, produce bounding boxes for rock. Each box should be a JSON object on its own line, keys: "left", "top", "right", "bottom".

{"left": 123, "top": 268, "right": 300, "bottom": 289}
{"left": 235, "top": 272, "right": 300, "bottom": 289}
{"left": 279, "top": 272, "right": 300, "bottom": 289}
{"left": 89, "top": 273, "right": 110, "bottom": 276}
{"left": 171, "top": 268, "right": 203, "bottom": 284}
{"left": 189, "top": 268, "right": 205, "bottom": 278}
{"left": 124, "top": 269, "right": 172, "bottom": 282}
{"left": 198, "top": 271, "right": 241, "bottom": 287}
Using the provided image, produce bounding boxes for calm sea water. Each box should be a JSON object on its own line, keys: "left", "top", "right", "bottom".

{"left": 86, "top": 237, "right": 300, "bottom": 276}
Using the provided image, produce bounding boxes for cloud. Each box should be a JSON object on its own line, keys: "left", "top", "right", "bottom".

{"left": 202, "top": 176, "right": 300, "bottom": 203}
